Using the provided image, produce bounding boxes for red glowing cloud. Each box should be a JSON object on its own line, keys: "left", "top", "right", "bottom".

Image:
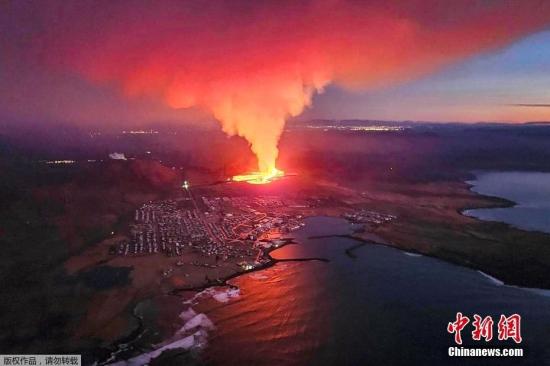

{"left": 5, "top": 1, "right": 550, "bottom": 172}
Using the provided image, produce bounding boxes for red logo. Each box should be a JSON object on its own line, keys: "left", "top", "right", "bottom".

{"left": 497, "top": 314, "right": 522, "bottom": 344}
{"left": 472, "top": 314, "right": 494, "bottom": 342}
{"left": 447, "top": 313, "right": 522, "bottom": 344}
{"left": 447, "top": 312, "right": 470, "bottom": 345}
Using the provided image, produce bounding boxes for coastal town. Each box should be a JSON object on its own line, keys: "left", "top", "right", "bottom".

{"left": 105, "top": 180, "right": 401, "bottom": 287}
{"left": 110, "top": 192, "right": 306, "bottom": 273}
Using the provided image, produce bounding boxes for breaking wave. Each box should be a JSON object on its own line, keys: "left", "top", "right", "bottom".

{"left": 109, "top": 306, "right": 215, "bottom": 366}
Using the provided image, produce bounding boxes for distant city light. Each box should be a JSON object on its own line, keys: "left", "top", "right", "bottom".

{"left": 240, "top": 263, "right": 255, "bottom": 271}
{"left": 122, "top": 130, "right": 159, "bottom": 134}
{"left": 45, "top": 160, "right": 76, "bottom": 164}
{"left": 109, "top": 152, "right": 127, "bottom": 160}
{"left": 182, "top": 180, "right": 190, "bottom": 189}
{"left": 303, "top": 124, "right": 405, "bottom": 132}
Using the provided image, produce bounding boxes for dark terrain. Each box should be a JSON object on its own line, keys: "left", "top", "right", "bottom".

{"left": 1, "top": 120, "right": 550, "bottom": 359}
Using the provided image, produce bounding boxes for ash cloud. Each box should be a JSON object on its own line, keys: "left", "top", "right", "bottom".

{"left": 3, "top": 0, "right": 550, "bottom": 172}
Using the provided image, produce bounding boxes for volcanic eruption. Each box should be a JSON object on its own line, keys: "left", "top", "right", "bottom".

{"left": 8, "top": 1, "right": 550, "bottom": 183}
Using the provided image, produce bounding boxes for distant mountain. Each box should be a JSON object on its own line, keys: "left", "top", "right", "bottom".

{"left": 291, "top": 119, "right": 550, "bottom": 128}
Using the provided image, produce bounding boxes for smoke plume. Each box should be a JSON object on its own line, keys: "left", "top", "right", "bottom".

{"left": 5, "top": 0, "right": 550, "bottom": 173}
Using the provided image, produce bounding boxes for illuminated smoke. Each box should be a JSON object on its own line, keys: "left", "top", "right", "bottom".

{"left": 166, "top": 67, "right": 330, "bottom": 174}
{"left": 7, "top": 1, "right": 550, "bottom": 174}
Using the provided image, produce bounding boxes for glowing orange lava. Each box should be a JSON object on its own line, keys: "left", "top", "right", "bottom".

{"left": 232, "top": 168, "right": 285, "bottom": 185}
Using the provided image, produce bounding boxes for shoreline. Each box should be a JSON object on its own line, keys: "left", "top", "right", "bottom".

{"left": 460, "top": 177, "right": 550, "bottom": 236}
{"left": 168, "top": 238, "right": 329, "bottom": 295}
{"left": 309, "top": 231, "right": 550, "bottom": 292}
{"left": 100, "top": 208, "right": 550, "bottom": 365}
{"left": 96, "top": 305, "right": 145, "bottom": 365}
{"left": 97, "top": 170, "right": 550, "bottom": 364}
{"left": 458, "top": 174, "right": 516, "bottom": 217}
{"left": 99, "top": 237, "right": 330, "bottom": 365}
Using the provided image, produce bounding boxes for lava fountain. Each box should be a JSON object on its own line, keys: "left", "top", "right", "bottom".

{"left": 232, "top": 167, "right": 285, "bottom": 185}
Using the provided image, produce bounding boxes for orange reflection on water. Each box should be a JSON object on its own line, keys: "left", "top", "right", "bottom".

{"left": 196, "top": 260, "right": 332, "bottom": 366}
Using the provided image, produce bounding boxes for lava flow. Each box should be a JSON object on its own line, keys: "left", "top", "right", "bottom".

{"left": 232, "top": 168, "right": 285, "bottom": 185}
